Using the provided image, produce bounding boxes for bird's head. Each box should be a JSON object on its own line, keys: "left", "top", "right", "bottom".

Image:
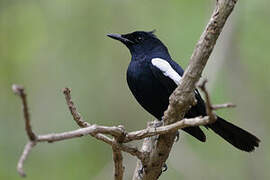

{"left": 107, "top": 30, "right": 168, "bottom": 58}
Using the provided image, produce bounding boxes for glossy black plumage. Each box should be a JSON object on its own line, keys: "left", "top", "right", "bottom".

{"left": 107, "top": 31, "right": 260, "bottom": 152}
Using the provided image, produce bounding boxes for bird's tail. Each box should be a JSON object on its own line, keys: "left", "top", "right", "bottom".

{"left": 208, "top": 117, "right": 260, "bottom": 152}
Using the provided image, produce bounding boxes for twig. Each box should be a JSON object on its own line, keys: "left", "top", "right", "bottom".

{"left": 212, "top": 103, "right": 236, "bottom": 110}
{"left": 16, "top": 141, "right": 36, "bottom": 177}
{"left": 62, "top": 88, "right": 90, "bottom": 127}
{"left": 12, "top": 85, "right": 37, "bottom": 177}
{"left": 62, "top": 87, "right": 144, "bottom": 159}
{"left": 12, "top": 85, "right": 36, "bottom": 141}
{"left": 198, "top": 79, "right": 217, "bottom": 123}
{"left": 198, "top": 79, "right": 236, "bottom": 122}
{"left": 125, "top": 116, "right": 210, "bottom": 142}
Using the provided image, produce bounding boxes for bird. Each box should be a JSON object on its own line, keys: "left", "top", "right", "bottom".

{"left": 107, "top": 30, "right": 260, "bottom": 152}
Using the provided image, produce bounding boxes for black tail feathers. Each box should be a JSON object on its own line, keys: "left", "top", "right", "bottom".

{"left": 183, "top": 126, "right": 206, "bottom": 142}
{"left": 208, "top": 117, "right": 260, "bottom": 152}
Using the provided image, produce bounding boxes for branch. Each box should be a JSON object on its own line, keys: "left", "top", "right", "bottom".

{"left": 12, "top": 85, "right": 36, "bottom": 141}
{"left": 112, "top": 140, "right": 124, "bottom": 180}
{"left": 62, "top": 88, "right": 144, "bottom": 161}
{"left": 17, "top": 141, "right": 36, "bottom": 177}
{"left": 198, "top": 79, "right": 217, "bottom": 122}
{"left": 14, "top": 85, "right": 217, "bottom": 178}
{"left": 135, "top": 0, "right": 239, "bottom": 179}
{"left": 197, "top": 79, "right": 236, "bottom": 122}
{"left": 12, "top": 85, "right": 36, "bottom": 177}
{"left": 212, "top": 103, "right": 236, "bottom": 110}
{"left": 125, "top": 116, "right": 210, "bottom": 142}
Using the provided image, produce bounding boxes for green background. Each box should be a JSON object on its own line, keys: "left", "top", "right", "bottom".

{"left": 0, "top": 0, "right": 269, "bottom": 179}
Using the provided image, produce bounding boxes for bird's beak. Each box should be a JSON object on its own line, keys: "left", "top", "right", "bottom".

{"left": 107, "top": 33, "right": 134, "bottom": 44}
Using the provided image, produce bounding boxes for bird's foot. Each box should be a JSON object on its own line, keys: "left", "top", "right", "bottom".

{"left": 137, "top": 165, "right": 145, "bottom": 179}
{"left": 174, "top": 131, "right": 180, "bottom": 142}
{"left": 153, "top": 120, "right": 163, "bottom": 128}
{"left": 162, "top": 163, "right": 168, "bottom": 172}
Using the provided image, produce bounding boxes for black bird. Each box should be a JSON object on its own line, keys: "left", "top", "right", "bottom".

{"left": 107, "top": 30, "right": 260, "bottom": 152}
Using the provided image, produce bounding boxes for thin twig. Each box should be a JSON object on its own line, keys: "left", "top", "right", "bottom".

{"left": 62, "top": 87, "right": 143, "bottom": 158}
{"left": 17, "top": 141, "right": 36, "bottom": 177}
{"left": 62, "top": 88, "right": 90, "bottom": 127}
{"left": 212, "top": 103, "right": 236, "bottom": 110}
{"left": 198, "top": 79, "right": 236, "bottom": 122}
{"left": 198, "top": 79, "right": 217, "bottom": 123}
{"left": 12, "top": 85, "right": 36, "bottom": 141}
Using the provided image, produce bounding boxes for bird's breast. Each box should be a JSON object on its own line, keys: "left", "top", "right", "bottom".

{"left": 126, "top": 60, "right": 169, "bottom": 119}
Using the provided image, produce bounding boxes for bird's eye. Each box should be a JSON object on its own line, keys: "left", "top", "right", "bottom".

{"left": 137, "top": 36, "right": 143, "bottom": 41}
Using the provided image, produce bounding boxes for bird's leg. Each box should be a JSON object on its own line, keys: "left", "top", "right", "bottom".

{"left": 174, "top": 131, "right": 180, "bottom": 142}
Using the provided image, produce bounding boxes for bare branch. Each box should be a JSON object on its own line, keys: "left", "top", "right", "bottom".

{"left": 198, "top": 79, "right": 217, "bottom": 123}
{"left": 136, "top": 0, "right": 239, "bottom": 179}
{"left": 15, "top": 86, "right": 143, "bottom": 177}
{"left": 12, "top": 85, "right": 36, "bottom": 141}
{"left": 125, "top": 116, "right": 210, "bottom": 142}
{"left": 62, "top": 88, "right": 90, "bottom": 127}
{"left": 212, "top": 103, "right": 236, "bottom": 110}
{"left": 112, "top": 140, "right": 124, "bottom": 180}
{"left": 197, "top": 79, "right": 236, "bottom": 121}
{"left": 17, "top": 141, "right": 36, "bottom": 177}
{"left": 132, "top": 121, "right": 163, "bottom": 180}
{"left": 14, "top": 85, "right": 214, "bottom": 178}
{"left": 15, "top": 85, "right": 233, "bottom": 178}
{"left": 62, "top": 87, "right": 144, "bottom": 159}
{"left": 16, "top": 116, "right": 210, "bottom": 144}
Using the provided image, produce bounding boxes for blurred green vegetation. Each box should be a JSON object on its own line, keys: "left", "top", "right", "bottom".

{"left": 0, "top": 0, "right": 269, "bottom": 179}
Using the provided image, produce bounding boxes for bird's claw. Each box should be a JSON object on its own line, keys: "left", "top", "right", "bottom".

{"left": 154, "top": 120, "right": 163, "bottom": 128}
{"left": 175, "top": 131, "right": 180, "bottom": 142}
{"left": 138, "top": 165, "right": 144, "bottom": 179}
{"left": 162, "top": 163, "right": 168, "bottom": 172}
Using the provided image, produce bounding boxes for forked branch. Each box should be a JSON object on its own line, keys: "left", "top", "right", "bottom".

{"left": 14, "top": 81, "right": 234, "bottom": 179}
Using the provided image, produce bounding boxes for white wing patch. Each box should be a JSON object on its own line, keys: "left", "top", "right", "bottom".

{"left": 151, "top": 58, "right": 181, "bottom": 85}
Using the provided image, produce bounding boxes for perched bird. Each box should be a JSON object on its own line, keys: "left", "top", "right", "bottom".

{"left": 107, "top": 30, "right": 260, "bottom": 152}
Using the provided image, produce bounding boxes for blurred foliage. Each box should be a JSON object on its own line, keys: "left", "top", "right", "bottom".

{"left": 0, "top": 0, "right": 269, "bottom": 179}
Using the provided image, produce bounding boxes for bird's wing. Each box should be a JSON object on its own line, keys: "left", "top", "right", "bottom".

{"left": 150, "top": 58, "right": 206, "bottom": 115}
{"left": 150, "top": 58, "right": 206, "bottom": 142}
{"left": 150, "top": 58, "right": 179, "bottom": 94}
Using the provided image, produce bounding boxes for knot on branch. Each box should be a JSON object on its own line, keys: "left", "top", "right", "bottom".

{"left": 115, "top": 125, "right": 127, "bottom": 143}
